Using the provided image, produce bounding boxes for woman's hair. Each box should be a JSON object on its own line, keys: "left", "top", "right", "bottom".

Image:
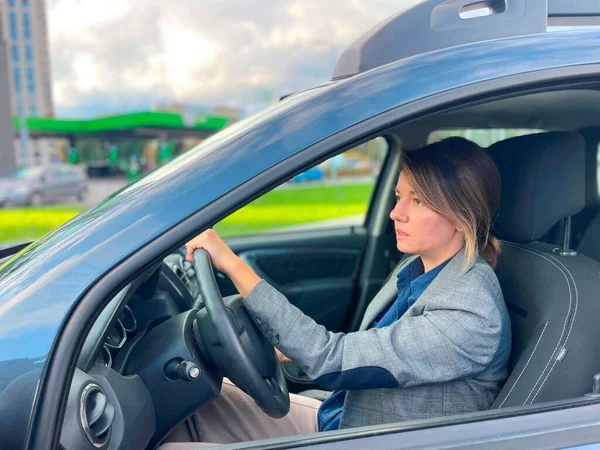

{"left": 400, "top": 137, "right": 501, "bottom": 269}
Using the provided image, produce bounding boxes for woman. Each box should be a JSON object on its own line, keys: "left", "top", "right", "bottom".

{"left": 166, "top": 137, "right": 511, "bottom": 446}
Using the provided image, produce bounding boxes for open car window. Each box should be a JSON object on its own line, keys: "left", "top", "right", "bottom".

{"left": 213, "top": 137, "right": 389, "bottom": 238}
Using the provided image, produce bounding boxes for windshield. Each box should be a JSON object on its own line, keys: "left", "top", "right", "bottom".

{"left": 120, "top": 83, "right": 331, "bottom": 195}
{"left": 12, "top": 167, "right": 44, "bottom": 180}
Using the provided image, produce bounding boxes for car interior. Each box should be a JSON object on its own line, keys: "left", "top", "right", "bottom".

{"left": 60, "top": 82, "right": 600, "bottom": 449}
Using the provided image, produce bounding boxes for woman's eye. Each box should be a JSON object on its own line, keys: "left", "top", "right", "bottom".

{"left": 395, "top": 195, "right": 401, "bottom": 202}
{"left": 414, "top": 198, "right": 423, "bottom": 205}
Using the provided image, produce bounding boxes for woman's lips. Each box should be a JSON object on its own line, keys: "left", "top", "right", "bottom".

{"left": 395, "top": 230, "right": 409, "bottom": 240}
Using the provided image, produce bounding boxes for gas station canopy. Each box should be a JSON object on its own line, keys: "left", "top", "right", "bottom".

{"left": 12, "top": 111, "right": 233, "bottom": 140}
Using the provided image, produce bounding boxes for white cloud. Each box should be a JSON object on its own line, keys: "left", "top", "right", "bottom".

{"left": 47, "top": 0, "right": 405, "bottom": 117}
{"left": 49, "top": 0, "right": 132, "bottom": 43}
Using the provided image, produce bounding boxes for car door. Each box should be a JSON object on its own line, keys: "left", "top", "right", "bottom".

{"left": 40, "top": 168, "right": 62, "bottom": 202}
{"left": 225, "top": 399, "right": 600, "bottom": 449}
{"left": 56, "top": 166, "right": 79, "bottom": 200}
{"left": 58, "top": 166, "right": 82, "bottom": 200}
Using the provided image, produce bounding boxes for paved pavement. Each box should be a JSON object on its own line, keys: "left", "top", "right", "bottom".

{"left": 0, "top": 175, "right": 371, "bottom": 210}
{"left": 0, "top": 179, "right": 129, "bottom": 249}
{"left": 85, "top": 176, "right": 373, "bottom": 208}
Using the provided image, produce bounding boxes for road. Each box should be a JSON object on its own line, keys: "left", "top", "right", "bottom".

{"left": 85, "top": 176, "right": 374, "bottom": 207}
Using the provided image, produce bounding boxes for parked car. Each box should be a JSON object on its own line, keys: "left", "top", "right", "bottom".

{"left": 293, "top": 166, "right": 324, "bottom": 183}
{"left": 0, "top": 165, "right": 88, "bottom": 207}
{"left": 4, "top": 2, "right": 600, "bottom": 449}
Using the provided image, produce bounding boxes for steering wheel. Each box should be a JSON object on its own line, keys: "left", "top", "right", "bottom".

{"left": 191, "top": 249, "right": 290, "bottom": 418}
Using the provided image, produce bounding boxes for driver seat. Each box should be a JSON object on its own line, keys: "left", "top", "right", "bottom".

{"left": 488, "top": 131, "right": 600, "bottom": 407}
{"left": 301, "top": 132, "right": 600, "bottom": 409}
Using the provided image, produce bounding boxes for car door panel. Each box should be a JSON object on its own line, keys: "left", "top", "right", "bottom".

{"left": 218, "top": 230, "right": 370, "bottom": 393}
{"left": 40, "top": 170, "right": 58, "bottom": 202}
{"left": 240, "top": 248, "right": 361, "bottom": 331}
{"left": 59, "top": 169, "right": 76, "bottom": 200}
{"left": 224, "top": 229, "right": 369, "bottom": 333}
{"left": 58, "top": 168, "right": 76, "bottom": 200}
{"left": 211, "top": 400, "right": 600, "bottom": 449}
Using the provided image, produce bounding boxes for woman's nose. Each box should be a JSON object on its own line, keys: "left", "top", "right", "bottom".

{"left": 390, "top": 201, "right": 408, "bottom": 222}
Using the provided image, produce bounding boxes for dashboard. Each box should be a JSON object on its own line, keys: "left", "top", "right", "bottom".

{"left": 93, "top": 305, "right": 137, "bottom": 369}
{"left": 163, "top": 253, "right": 202, "bottom": 299}
{"left": 63, "top": 250, "right": 227, "bottom": 450}
{"left": 78, "top": 249, "right": 204, "bottom": 375}
{"left": 60, "top": 245, "right": 283, "bottom": 449}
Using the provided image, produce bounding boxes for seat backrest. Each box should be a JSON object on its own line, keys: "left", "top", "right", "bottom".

{"left": 488, "top": 132, "right": 600, "bottom": 408}
{"left": 576, "top": 211, "right": 600, "bottom": 261}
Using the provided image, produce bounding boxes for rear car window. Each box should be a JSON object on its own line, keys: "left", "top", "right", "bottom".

{"left": 428, "top": 129, "right": 545, "bottom": 147}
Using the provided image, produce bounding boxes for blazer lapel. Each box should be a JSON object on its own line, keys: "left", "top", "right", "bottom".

{"left": 359, "top": 247, "right": 476, "bottom": 330}
{"left": 405, "top": 247, "right": 477, "bottom": 312}
{"left": 359, "top": 255, "right": 418, "bottom": 330}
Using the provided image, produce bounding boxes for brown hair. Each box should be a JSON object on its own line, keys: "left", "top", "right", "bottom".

{"left": 400, "top": 137, "right": 501, "bottom": 269}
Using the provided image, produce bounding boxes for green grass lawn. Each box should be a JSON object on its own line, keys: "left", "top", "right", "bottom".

{"left": 0, "top": 205, "right": 86, "bottom": 243}
{"left": 0, "top": 183, "right": 374, "bottom": 244}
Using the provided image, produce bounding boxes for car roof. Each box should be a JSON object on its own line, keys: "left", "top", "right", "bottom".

{"left": 395, "top": 88, "right": 600, "bottom": 135}
{"left": 2, "top": 28, "right": 600, "bottom": 366}
{"left": 332, "top": 0, "right": 600, "bottom": 79}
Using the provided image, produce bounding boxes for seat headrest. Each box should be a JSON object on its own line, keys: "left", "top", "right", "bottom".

{"left": 488, "top": 132, "right": 585, "bottom": 244}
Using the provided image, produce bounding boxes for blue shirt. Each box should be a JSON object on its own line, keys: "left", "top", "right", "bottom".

{"left": 317, "top": 256, "right": 450, "bottom": 431}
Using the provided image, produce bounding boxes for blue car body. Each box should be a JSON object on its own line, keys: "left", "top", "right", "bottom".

{"left": 293, "top": 167, "right": 324, "bottom": 183}
{"left": 3, "top": 27, "right": 600, "bottom": 449}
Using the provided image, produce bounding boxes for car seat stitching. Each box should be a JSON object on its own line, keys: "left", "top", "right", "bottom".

{"left": 498, "top": 322, "right": 548, "bottom": 408}
{"left": 503, "top": 243, "right": 573, "bottom": 405}
{"left": 501, "top": 242, "right": 574, "bottom": 405}
{"left": 529, "top": 250, "right": 579, "bottom": 403}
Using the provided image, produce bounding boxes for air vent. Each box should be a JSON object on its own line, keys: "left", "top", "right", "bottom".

{"left": 80, "top": 383, "right": 115, "bottom": 448}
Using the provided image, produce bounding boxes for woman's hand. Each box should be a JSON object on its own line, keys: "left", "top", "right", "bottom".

{"left": 185, "top": 229, "right": 239, "bottom": 274}
{"left": 275, "top": 348, "right": 293, "bottom": 364}
{"left": 185, "top": 229, "right": 261, "bottom": 298}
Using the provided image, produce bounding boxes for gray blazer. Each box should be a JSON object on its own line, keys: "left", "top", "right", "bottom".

{"left": 244, "top": 248, "right": 511, "bottom": 429}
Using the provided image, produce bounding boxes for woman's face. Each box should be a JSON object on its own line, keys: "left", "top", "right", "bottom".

{"left": 390, "top": 171, "right": 462, "bottom": 261}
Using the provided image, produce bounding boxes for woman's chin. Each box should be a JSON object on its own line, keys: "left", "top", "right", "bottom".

{"left": 396, "top": 241, "right": 413, "bottom": 253}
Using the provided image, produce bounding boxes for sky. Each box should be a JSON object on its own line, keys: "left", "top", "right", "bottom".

{"left": 47, "top": 0, "right": 406, "bottom": 118}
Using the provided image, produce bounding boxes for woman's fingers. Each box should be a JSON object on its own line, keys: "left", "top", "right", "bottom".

{"left": 184, "top": 229, "right": 239, "bottom": 274}
{"left": 185, "top": 230, "right": 213, "bottom": 261}
{"left": 185, "top": 238, "right": 201, "bottom": 262}
{"left": 275, "top": 348, "right": 293, "bottom": 363}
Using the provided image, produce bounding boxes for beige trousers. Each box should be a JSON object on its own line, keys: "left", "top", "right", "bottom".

{"left": 160, "top": 379, "right": 321, "bottom": 449}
